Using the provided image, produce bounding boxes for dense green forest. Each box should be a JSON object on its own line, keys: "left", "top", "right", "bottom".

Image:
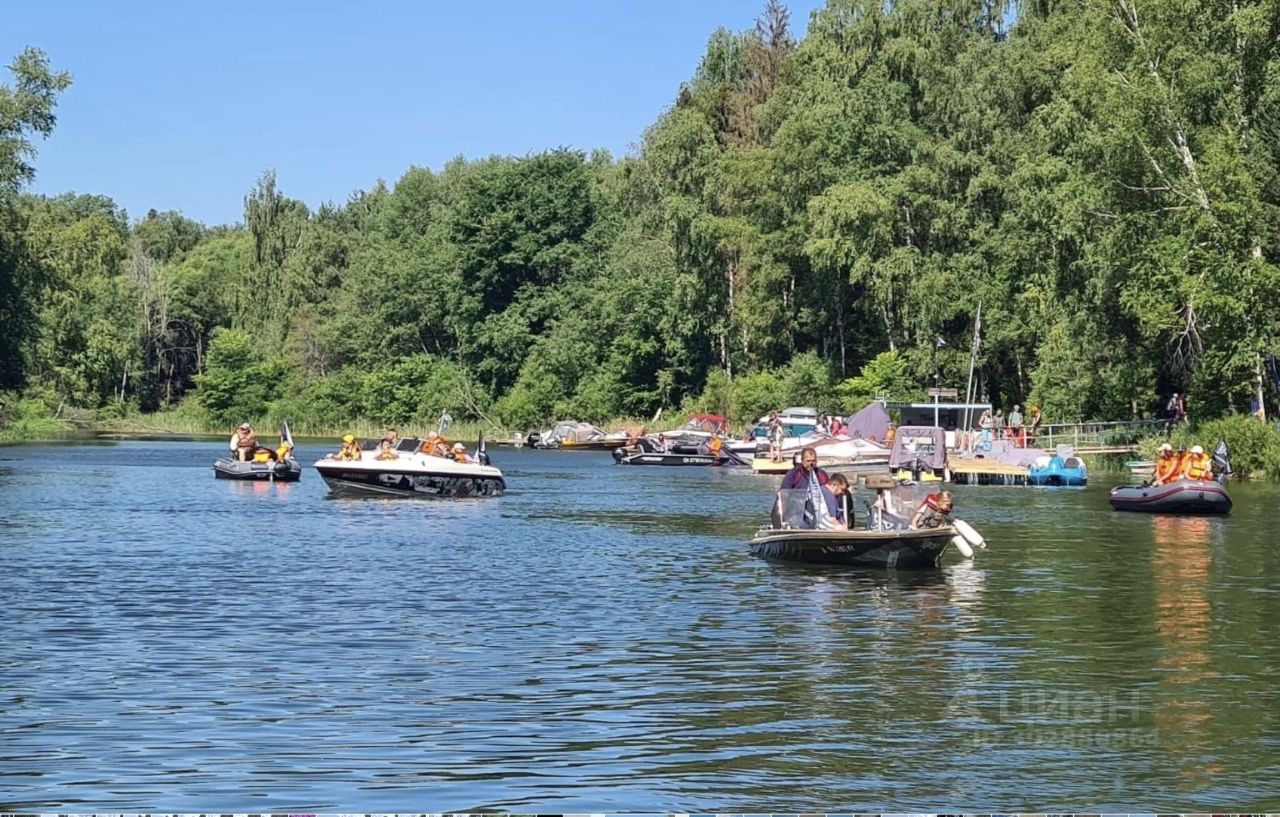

{"left": 3, "top": 0, "right": 1280, "bottom": 437}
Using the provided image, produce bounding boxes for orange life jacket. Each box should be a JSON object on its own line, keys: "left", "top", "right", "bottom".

{"left": 1154, "top": 454, "right": 1179, "bottom": 484}
{"left": 709, "top": 438, "right": 723, "bottom": 455}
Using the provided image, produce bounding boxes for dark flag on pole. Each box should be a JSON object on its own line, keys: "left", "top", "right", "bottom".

{"left": 1212, "top": 438, "right": 1232, "bottom": 482}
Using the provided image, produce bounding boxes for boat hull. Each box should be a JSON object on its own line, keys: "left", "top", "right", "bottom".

{"left": 748, "top": 527, "right": 954, "bottom": 569}
{"left": 213, "top": 458, "right": 302, "bottom": 482}
{"left": 314, "top": 463, "right": 505, "bottom": 498}
{"left": 613, "top": 449, "right": 729, "bottom": 466}
{"left": 1109, "top": 479, "right": 1231, "bottom": 514}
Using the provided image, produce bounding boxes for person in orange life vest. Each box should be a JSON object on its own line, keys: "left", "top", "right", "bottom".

{"left": 452, "top": 442, "right": 475, "bottom": 463}
{"left": 229, "top": 423, "right": 258, "bottom": 461}
{"left": 1181, "top": 444, "right": 1213, "bottom": 481}
{"left": 708, "top": 434, "right": 723, "bottom": 457}
{"left": 1151, "top": 443, "right": 1180, "bottom": 485}
{"left": 375, "top": 440, "right": 399, "bottom": 461}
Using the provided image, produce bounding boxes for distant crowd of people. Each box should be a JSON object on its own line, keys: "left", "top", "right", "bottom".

{"left": 974, "top": 404, "right": 1043, "bottom": 450}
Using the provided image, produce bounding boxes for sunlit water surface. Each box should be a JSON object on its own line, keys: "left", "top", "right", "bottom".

{"left": 2, "top": 440, "right": 1279, "bottom": 810}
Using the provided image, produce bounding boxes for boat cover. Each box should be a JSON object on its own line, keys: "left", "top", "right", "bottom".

{"left": 844, "top": 401, "right": 891, "bottom": 442}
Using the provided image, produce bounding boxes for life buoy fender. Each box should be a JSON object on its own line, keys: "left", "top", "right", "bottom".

{"left": 953, "top": 518, "right": 986, "bottom": 550}
{"left": 951, "top": 534, "right": 975, "bottom": 559}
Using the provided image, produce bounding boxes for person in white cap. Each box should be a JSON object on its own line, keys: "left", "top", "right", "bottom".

{"left": 1181, "top": 443, "right": 1213, "bottom": 481}
{"left": 1151, "top": 442, "right": 1179, "bottom": 485}
{"left": 229, "top": 422, "right": 257, "bottom": 461}
{"left": 452, "top": 442, "right": 474, "bottom": 464}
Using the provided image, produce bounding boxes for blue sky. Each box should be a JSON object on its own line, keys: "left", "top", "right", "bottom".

{"left": 4, "top": 0, "right": 825, "bottom": 226}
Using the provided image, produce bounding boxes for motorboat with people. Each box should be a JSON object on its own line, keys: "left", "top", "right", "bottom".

{"left": 750, "top": 436, "right": 891, "bottom": 475}
{"left": 1109, "top": 478, "right": 1232, "bottom": 514}
{"left": 650, "top": 413, "right": 730, "bottom": 448}
{"left": 1027, "top": 447, "right": 1088, "bottom": 486}
{"left": 612, "top": 436, "right": 745, "bottom": 466}
{"left": 747, "top": 478, "right": 986, "bottom": 569}
{"left": 314, "top": 435, "right": 505, "bottom": 498}
{"left": 213, "top": 422, "right": 302, "bottom": 482}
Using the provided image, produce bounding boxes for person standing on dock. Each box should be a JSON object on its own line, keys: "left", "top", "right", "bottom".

{"left": 1028, "top": 405, "right": 1043, "bottom": 446}
{"left": 993, "top": 408, "right": 1005, "bottom": 443}
{"left": 978, "top": 409, "right": 993, "bottom": 450}
{"left": 1009, "top": 405, "right": 1024, "bottom": 448}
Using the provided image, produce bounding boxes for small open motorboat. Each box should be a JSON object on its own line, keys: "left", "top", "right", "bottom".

{"left": 749, "top": 526, "right": 955, "bottom": 569}
{"left": 314, "top": 436, "right": 505, "bottom": 498}
{"left": 612, "top": 437, "right": 744, "bottom": 466}
{"left": 1109, "top": 477, "right": 1231, "bottom": 514}
{"left": 747, "top": 484, "right": 977, "bottom": 569}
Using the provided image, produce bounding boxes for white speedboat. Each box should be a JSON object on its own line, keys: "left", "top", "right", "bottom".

{"left": 314, "top": 437, "right": 505, "bottom": 498}
{"left": 727, "top": 406, "right": 820, "bottom": 454}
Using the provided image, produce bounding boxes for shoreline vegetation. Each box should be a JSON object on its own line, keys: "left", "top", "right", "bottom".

{"left": 4, "top": 2, "right": 1280, "bottom": 472}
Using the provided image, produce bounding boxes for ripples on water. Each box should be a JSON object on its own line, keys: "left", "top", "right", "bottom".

{"left": 2, "top": 441, "right": 1279, "bottom": 810}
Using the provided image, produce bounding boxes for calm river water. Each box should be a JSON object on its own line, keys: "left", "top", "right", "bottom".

{"left": 2, "top": 439, "right": 1279, "bottom": 811}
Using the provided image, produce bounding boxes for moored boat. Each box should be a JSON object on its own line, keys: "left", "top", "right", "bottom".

{"left": 1027, "top": 452, "right": 1088, "bottom": 486}
{"left": 612, "top": 438, "right": 740, "bottom": 466}
{"left": 314, "top": 436, "right": 505, "bottom": 498}
{"left": 1109, "top": 478, "right": 1231, "bottom": 514}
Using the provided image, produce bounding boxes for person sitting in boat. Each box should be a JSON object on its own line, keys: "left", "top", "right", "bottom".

{"left": 1151, "top": 442, "right": 1180, "bottom": 485}
{"left": 824, "top": 473, "right": 855, "bottom": 530}
{"left": 381, "top": 428, "right": 398, "bottom": 448}
{"left": 274, "top": 440, "right": 294, "bottom": 462}
{"left": 229, "top": 423, "right": 258, "bottom": 462}
{"left": 654, "top": 434, "right": 668, "bottom": 453}
{"left": 452, "top": 442, "right": 476, "bottom": 464}
{"left": 335, "top": 434, "right": 363, "bottom": 461}
{"left": 375, "top": 440, "right": 399, "bottom": 461}
{"left": 910, "top": 491, "right": 954, "bottom": 529}
{"left": 421, "top": 432, "right": 450, "bottom": 457}
{"left": 1181, "top": 444, "right": 1213, "bottom": 481}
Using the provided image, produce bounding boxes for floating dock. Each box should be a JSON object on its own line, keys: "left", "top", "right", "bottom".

{"left": 949, "top": 458, "right": 1031, "bottom": 485}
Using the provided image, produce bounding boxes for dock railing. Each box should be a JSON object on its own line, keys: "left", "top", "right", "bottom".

{"left": 1036, "top": 419, "right": 1164, "bottom": 453}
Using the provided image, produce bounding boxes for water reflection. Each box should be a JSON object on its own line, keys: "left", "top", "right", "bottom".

{"left": 1151, "top": 514, "right": 1222, "bottom": 789}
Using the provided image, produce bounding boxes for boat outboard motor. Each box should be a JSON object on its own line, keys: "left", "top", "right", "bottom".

{"left": 612, "top": 447, "right": 626, "bottom": 464}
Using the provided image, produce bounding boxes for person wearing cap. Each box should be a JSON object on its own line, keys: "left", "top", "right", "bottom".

{"left": 229, "top": 423, "right": 258, "bottom": 462}
{"left": 336, "top": 434, "right": 363, "bottom": 461}
{"left": 451, "top": 442, "right": 474, "bottom": 464}
{"left": 1151, "top": 443, "right": 1180, "bottom": 485}
{"left": 1181, "top": 444, "right": 1213, "bottom": 481}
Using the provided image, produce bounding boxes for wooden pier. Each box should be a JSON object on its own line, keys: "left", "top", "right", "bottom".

{"left": 949, "top": 458, "right": 1031, "bottom": 485}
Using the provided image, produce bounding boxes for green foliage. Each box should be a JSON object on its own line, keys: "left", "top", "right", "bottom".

{"left": 837, "top": 350, "right": 919, "bottom": 409}
{"left": 1169, "top": 414, "right": 1280, "bottom": 480}
{"left": 194, "top": 328, "right": 288, "bottom": 426}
